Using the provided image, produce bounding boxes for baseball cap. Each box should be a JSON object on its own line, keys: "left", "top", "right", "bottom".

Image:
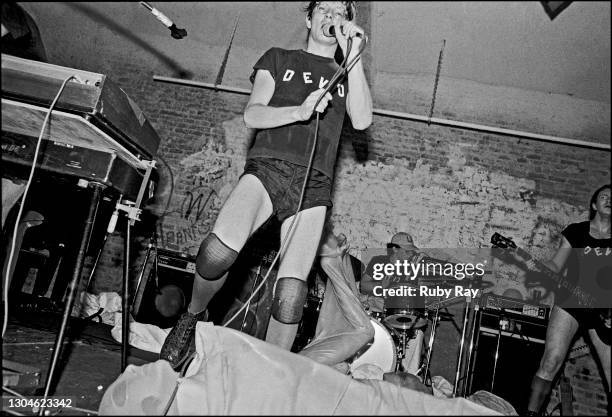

{"left": 389, "top": 232, "right": 416, "bottom": 249}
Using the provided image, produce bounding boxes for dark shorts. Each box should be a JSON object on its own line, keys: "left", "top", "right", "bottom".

{"left": 563, "top": 307, "right": 611, "bottom": 345}
{"left": 242, "top": 157, "right": 333, "bottom": 223}
{"left": 563, "top": 307, "right": 597, "bottom": 328}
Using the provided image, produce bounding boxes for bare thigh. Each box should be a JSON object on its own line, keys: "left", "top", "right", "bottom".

{"left": 588, "top": 328, "right": 611, "bottom": 391}
{"left": 212, "top": 174, "right": 273, "bottom": 252}
{"left": 276, "top": 206, "right": 327, "bottom": 280}
{"left": 536, "top": 306, "right": 579, "bottom": 380}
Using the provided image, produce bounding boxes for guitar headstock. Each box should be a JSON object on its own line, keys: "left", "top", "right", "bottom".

{"left": 491, "top": 232, "right": 517, "bottom": 249}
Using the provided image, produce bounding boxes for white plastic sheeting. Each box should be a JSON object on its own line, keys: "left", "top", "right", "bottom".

{"left": 99, "top": 322, "right": 500, "bottom": 415}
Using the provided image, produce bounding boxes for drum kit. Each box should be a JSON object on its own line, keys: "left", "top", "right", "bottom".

{"left": 295, "top": 275, "right": 494, "bottom": 388}
{"left": 294, "top": 287, "right": 457, "bottom": 383}
{"left": 349, "top": 299, "right": 456, "bottom": 380}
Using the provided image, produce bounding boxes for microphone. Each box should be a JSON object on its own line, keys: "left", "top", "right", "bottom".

{"left": 140, "top": 2, "right": 187, "bottom": 39}
{"left": 322, "top": 24, "right": 363, "bottom": 39}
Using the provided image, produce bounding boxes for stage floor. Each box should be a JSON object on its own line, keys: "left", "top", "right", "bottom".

{"left": 2, "top": 311, "right": 157, "bottom": 415}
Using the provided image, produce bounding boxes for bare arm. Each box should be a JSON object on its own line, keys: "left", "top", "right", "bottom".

{"left": 544, "top": 236, "right": 573, "bottom": 273}
{"left": 243, "top": 69, "right": 332, "bottom": 129}
{"left": 345, "top": 58, "right": 373, "bottom": 130}
{"left": 335, "top": 21, "right": 373, "bottom": 130}
{"left": 359, "top": 272, "right": 379, "bottom": 294}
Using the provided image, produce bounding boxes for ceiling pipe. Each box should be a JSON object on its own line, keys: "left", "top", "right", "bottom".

{"left": 152, "top": 75, "right": 611, "bottom": 152}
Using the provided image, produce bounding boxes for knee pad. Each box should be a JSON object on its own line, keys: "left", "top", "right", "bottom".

{"left": 271, "top": 277, "right": 308, "bottom": 324}
{"left": 195, "top": 233, "right": 238, "bottom": 280}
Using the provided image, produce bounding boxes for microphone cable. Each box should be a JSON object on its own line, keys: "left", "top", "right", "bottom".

{"left": 2, "top": 75, "right": 76, "bottom": 339}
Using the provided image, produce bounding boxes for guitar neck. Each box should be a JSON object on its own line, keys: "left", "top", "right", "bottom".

{"left": 514, "top": 247, "right": 557, "bottom": 280}
{"left": 492, "top": 233, "right": 593, "bottom": 308}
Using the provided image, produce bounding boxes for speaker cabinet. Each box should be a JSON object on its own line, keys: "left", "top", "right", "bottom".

{"left": 209, "top": 253, "right": 277, "bottom": 340}
{"left": 466, "top": 308, "right": 548, "bottom": 413}
{"left": 208, "top": 218, "right": 281, "bottom": 340}
{"left": 132, "top": 247, "right": 278, "bottom": 334}
{"left": 134, "top": 219, "right": 281, "bottom": 335}
{"left": 132, "top": 249, "right": 195, "bottom": 329}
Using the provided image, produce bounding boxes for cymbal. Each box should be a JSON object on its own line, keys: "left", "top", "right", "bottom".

{"left": 384, "top": 312, "right": 428, "bottom": 330}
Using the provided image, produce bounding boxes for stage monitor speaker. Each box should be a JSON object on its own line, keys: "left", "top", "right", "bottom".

{"left": 466, "top": 309, "right": 548, "bottom": 413}
{"left": 132, "top": 248, "right": 195, "bottom": 329}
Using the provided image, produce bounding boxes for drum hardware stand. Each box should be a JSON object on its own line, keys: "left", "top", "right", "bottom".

{"left": 394, "top": 328, "right": 410, "bottom": 372}
{"left": 452, "top": 278, "right": 483, "bottom": 397}
{"left": 381, "top": 320, "right": 406, "bottom": 372}
{"left": 462, "top": 298, "right": 480, "bottom": 395}
{"left": 452, "top": 296, "right": 470, "bottom": 396}
{"left": 423, "top": 305, "right": 441, "bottom": 385}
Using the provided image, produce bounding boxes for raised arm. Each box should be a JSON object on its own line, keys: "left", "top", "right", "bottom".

{"left": 243, "top": 69, "right": 332, "bottom": 129}
{"left": 345, "top": 56, "right": 372, "bottom": 130}
{"left": 335, "top": 21, "right": 373, "bottom": 130}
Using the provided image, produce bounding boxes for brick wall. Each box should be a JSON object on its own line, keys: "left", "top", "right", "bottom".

{"left": 16, "top": 3, "right": 609, "bottom": 411}
{"left": 69, "top": 57, "right": 609, "bottom": 414}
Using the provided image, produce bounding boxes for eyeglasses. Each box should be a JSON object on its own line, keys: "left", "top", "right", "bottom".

{"left": 386, "top": 243, "right": 401, "bottom": 249}
{"left": 315, "top": 3, "right": 348, "bottom": 20}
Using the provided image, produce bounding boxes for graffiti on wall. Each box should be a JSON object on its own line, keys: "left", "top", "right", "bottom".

{"left": 153, "top": 134, "right": 245, "bottom": 255}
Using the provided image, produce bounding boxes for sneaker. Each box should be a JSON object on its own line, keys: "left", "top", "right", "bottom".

{"left": 160, "top": 309, "right": 207, "bottom": 370}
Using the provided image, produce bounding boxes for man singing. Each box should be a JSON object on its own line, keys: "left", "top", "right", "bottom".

{"left": 160, "top": 1, "right": 373, "bottom": 370}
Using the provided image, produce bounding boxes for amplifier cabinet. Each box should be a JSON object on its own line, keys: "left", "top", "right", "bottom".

{"left": 465, "top": 307, "right": 549, "bottom": 413}
{"left": 132, "top": 249, "right": 195, "bottom": 329}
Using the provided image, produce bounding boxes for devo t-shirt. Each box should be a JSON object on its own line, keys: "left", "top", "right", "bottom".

{"left": 247, "top": 48, "right": 348, "bottom": 179}
{"left": 561, "top": 221, "right": 612, "bottom": 309}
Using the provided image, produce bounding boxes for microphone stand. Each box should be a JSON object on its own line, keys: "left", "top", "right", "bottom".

{"left": 423, "top": 304, "right": 440, "bottom": 385}
{"left": 491, "top": 309, "right": 506, "bottom": 392}
{"left": 452, "top": 279, "right": 475, "bottom": 397}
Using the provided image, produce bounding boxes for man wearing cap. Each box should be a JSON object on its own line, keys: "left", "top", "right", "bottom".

{"left": 360, "top": 232, "right": 423, "bottom": 313}
{"left": 359, "top": 232, "right": 427, "bottom": 375}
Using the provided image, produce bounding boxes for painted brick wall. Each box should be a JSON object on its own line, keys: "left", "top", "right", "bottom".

{"left": 9, "top": 4, "right": 602, "bottom": 407}
{"left": 69, "top": 56, "right": 610, "bottom": 414}
{"left": 8, "top": 2, "right": 608, "bottom": 413}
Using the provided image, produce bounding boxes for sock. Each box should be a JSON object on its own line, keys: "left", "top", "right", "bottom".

{"left": 187, "top": 272, "right": 228, "bottom": 315}
{"left": 527, "top": 375, "right": 553, "bottom": 414}
{"left": 265, "top": 317, "right": 299, "bottom": 350}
